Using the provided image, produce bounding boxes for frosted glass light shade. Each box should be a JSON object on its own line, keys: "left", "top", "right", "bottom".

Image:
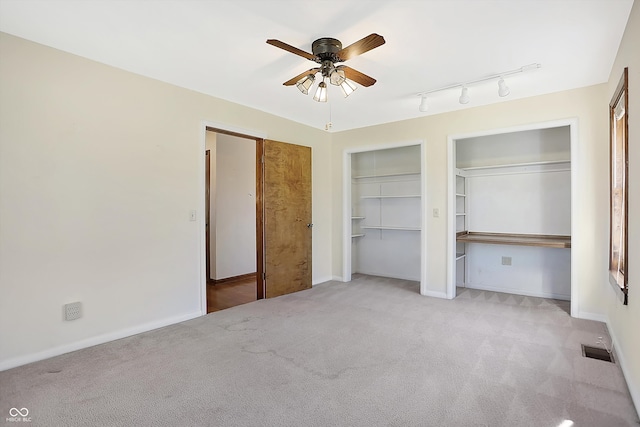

{"left": 313, "top": 81, "right": 328, "bottom": 102}
{"left": 330, "top": 68, "right": 346, "bottom": 86}
{"left": 296, "top": 74, "right": 315, "bottom": 95}
{"left": 340, "top": 79, "right": 357, "bottom": 97}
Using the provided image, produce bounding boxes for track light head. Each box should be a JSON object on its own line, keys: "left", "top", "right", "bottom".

{"left": 498, "top": 77, "right": 510, "bottom": 97}
{"left": 459, "top": 87, "right": 470, "bottom": 104}
{"left": 419, "top": 95, "right": 428, "bottom": 112}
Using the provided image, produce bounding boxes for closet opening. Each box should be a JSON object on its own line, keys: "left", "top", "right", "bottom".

{"left": 447, "top": 120, "right": 577, "bottom": 315}
{"left": 342, "top": 141, "right": 427, "bottom": 294}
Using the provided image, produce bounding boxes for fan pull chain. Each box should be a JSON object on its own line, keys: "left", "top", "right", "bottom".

{"left": 325, "top": 103, "right": 333, "bottom": 131}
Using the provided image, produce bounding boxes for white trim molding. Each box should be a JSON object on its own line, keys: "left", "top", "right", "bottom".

{"left": 0, "top": 311, "right": 202, "bottom": 372}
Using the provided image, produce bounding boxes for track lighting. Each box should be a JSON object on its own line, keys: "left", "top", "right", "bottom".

{"left": 296, "top": 74, "right": 315, "bottom": 95}
{"left": 313, "top": 81, "right": 328, "bottom": 102}
{"left": 459, "top": 87, "right": 470, "bottom": 104}
{"left": 419, "top": 95, "right": 428, "bottom": 112}
{"left": 415, "top": 63, "right": 541, "bottom": 112}
{"left": 497, "top": 77, "right": 510, "bottom": 97}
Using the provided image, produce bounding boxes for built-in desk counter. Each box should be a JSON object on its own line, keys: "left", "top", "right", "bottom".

{"left": 456, "top": 231, "right": 571, "bottom": 249}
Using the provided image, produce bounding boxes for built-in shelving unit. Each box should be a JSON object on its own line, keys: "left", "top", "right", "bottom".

{"left": 455, "top": 171, "right": 467, "bottom": 286}
{"left": 450, "top": 126, "right": 573, "bottom": 301}
{"left": 351, "top": 216, "right": 365, "bottom": 238}
{"left": 350, "top": 145, "right": 422, "bottom": 281}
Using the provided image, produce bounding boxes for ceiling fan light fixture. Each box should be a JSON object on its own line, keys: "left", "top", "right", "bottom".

{"left": 340, "top": 79, "right": 357, "bottom": 97}
{"left": 497, "top": 77, "right": 510, "bottom": 97}
{"left": 459, "top": 86, "right": 470, "bottom": 104}
{"left": 296, "top": 74, "right": 316, "bottom": 95}
{"left": 330, "top": 68, "right": 346, "bottom": 86}
{"left": 419, "top": 95, "right": 429, "bottom": 112}
{"left": 313, "top": 81, "right": 328, "bottom": 102}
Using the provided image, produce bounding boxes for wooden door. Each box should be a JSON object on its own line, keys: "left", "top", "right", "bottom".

{"left": 263, "top": 140, "right": 312, "bottom": 298}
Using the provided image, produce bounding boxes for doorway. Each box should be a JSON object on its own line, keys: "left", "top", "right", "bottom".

{"left": 201, "top": 124, "right": 313, "bottom": 314}
{"left": 205, "top": 130, "right": 258, "bottom": 313}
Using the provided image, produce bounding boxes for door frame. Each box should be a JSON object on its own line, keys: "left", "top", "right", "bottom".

{"left": 342, "top": 139, "right": 429, "bottom": 295}
{"left": 446, "top": 118, "right": 578, "bottom": 316}
{"left": 199, "top": 121, "right": 267, "bottom": 315}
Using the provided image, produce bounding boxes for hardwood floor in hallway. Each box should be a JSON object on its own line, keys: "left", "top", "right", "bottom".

{"left": 207, "top": 275, "right": 257, "bottom": 313}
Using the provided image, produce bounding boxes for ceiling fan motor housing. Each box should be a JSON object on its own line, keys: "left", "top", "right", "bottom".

{"left": 312, "top": 38, "right": 342, "bottom": 62}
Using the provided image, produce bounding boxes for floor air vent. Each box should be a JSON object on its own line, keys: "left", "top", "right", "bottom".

{"left": 581, "top": 345, "right": 614, "bottom": 363}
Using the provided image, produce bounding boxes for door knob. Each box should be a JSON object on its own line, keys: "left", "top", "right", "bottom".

{"left": 307, "top": 223, "right": 314, "bottom": 228}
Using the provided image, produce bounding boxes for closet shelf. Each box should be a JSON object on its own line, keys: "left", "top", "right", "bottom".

{"left": 361, "top": 195, "right": 421, "bottom": 199}
{"left": 456, "top": 213, "right": 466, "bottom": 216}
{"left": 459, "top": 160, "right": 570, "bottom": 171}
{"left": 351, "top": 234, "right": 365, "bottom": 238}
{"left": 361, "top": 226, "right": 421, "bottom": 231}
{"left": 456, "top": 231, "right": 571, "bottom": 249}
{"left": 351, "top": 216, "right": 365, "bottom": 220}
{"left": 353, "top": 171, "right": 420, "bottom": 179}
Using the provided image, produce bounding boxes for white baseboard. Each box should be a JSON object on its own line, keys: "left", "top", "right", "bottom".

{"left": 332, "top": 275, "right": 346, "bottom": 282}
{"left": 0, "top": 310, "right": 202, "bottom": 372}
{"left": 574, "top": 310, "right": 608, "bottom": 323}
{"left": 420, "top": 290, "right": 448, "bottom": 299}
{"left": 465, "top": 283, "right": 571, "bottom": 301}
{"left": 605, "top": 318, "right": 640, "bottom": 415}
{"left": 312, "top": 276, "right": 334, "bottom": 286}
{"left": 355, "top": 270, "right": 420, "bottom": 282}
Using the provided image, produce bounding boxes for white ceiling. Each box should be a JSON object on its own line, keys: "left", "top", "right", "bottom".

{"left": 0, "top": 0, "right": 634, "bottom": 132}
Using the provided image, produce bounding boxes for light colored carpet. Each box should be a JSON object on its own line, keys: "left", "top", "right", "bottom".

{"left": 1, "top": 275, "right": 638, "bottom": 426}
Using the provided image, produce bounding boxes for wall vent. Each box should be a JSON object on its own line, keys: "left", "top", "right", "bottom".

{"left": 581, "top": 344, "right": 614, "bottom": 363}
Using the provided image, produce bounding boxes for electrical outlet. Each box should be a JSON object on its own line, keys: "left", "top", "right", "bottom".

{"left": 64, "top": 302, "right": 82, "bottom": 321}
{"left": 501, "top": 256, "right": 512, "bottom": 266}
{"left": 433, "top": 208, "right": 439, "bottom": 218}
{"left": 189, "top": 210, "right": 197, "bottom": 221}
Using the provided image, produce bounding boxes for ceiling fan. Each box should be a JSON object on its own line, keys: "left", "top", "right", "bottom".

{"left": 266, "top": 33, "right": 385, "bottom": 102}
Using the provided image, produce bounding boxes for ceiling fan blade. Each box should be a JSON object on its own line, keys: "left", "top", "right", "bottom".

{"left": 341, "top": 66, "right": 377, "bottom": 87}
{"left": 283, "top": 68, "right": 321, "bottom": 86}
{"left": 337, "top": 33, "right": 385, "bottom": 62}
{"left": 267, "top": 39, "right": 317, "bottom": 61}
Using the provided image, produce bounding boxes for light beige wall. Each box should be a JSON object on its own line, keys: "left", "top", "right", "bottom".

{"left": 332, "top": 85, "right": 608, "bottom": 317}
{"left": 604, "top": 0, "right": 640, "bottom": 410}
{"left": 0, "top": 32, "right": 332, "bottom": 368}
{"left": 215, "top": 134, "right": 256, "bottom": 279}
